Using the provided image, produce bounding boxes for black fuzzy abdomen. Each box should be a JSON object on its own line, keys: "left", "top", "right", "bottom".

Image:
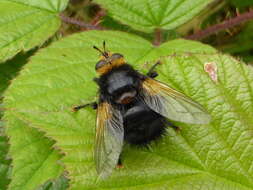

{"left": 122, "top": 102, "right": 166, "bottom": 145}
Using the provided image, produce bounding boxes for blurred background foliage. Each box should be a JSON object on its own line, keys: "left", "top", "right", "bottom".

{"left": 60, "top": 0, "right": 253, "bottom": 64}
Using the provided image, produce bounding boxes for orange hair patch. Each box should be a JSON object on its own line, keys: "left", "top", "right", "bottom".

{"left": 96, "top": 57, "right": 125, "bottom": 75}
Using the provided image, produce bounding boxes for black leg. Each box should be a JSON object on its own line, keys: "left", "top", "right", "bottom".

{"left": 165, "top": 120, "right": 181, "bottom": 132}
{"left": 146, "top": 61, "right": 161, "bottom": 78}
{"left": 171, "top": 124, "right": 181, "bottom": 132}
{"left": 117, "top": 155, "right": 123, "bottom": 169}
{"left": 72, "top": 102, "right": 97, "bottom": 112}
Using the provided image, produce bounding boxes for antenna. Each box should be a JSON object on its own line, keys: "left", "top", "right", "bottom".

{"left": 93, "top": 46, "right": 104, "bottom": 55}
{"left": 93, "top": 42, "right": 109, "bottom": 58}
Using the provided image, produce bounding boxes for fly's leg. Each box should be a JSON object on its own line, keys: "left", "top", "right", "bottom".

{"left": 165, "top": 120, "right": 181, "bottom": 132}
{"left": 171, "top": 124, "right": 181, "bottom": 132}
{"left": 146, "top": 61, "right": 161, "bottom": 78}
{"left": 72, "top": 78, "right": 99, "bottom": 112}
{"left": 117, "top": 155, "right": 124, "bottom": 169}
{"left": 72, "top": 102, "right": 97, "bottom": 112}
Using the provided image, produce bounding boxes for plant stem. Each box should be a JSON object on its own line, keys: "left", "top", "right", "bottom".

{"left": 60, "top": 14, "right": 102, "bottom": 30}
{"left": 186, "top": 10, "right": 253, "bottom": 40}
{"left": 91, "top": 10, "right": 106, "bottom": 26}
{"left": 153, "top": 28, "right": 162, "bottom": 46}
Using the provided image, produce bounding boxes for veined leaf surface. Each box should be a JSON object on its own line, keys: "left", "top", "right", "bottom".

{"left": 3, "top": 31, "right": 253, "bottom": 190}
{"left": 94, "top": 0, "right": 213, "bottom": 32}
{"left": 0, "top": 0, "right": 68, "bottom": 63}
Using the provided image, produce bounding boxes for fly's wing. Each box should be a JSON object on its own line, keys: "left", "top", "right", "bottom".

{"left": 95, "top": 102, "right": 124, "bottom": 179}
{"left": 141, "top": 78, "right": 211, "bottom": 124}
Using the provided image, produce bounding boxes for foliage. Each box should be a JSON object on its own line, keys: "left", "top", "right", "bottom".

{"left": 229, "top": 0, "right": 253, "bottom": 8}
{"left": 200, "top": 2, "right": 253, "bottom": 63}
{"left": 0, "top": 0, "right": 253, "bottom": 190}
{"left": 36, "top": 175, "right": 69, "bottom": 190}
{"left": 0, "top": 124, "right": 11, "bottom": 190}
{"left": 94, "top": 0, "right": 213, "bottom": 32}
{"left": 0, "top": 0, "right": 68, "bottom": 63}
{"left": 0, "top": 52, "right": 33, "bottom": 190}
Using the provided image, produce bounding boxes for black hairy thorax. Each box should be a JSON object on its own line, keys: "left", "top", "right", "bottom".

{"left": 97, "top": 64, "right": 167, "bottom": 145}
{"left": 97, "top": 64, "right": 141, "bottom": 104}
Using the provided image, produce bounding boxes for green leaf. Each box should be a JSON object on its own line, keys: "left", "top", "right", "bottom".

{"left": 0, "top": 0, "right": 68, "bottom": 63}
{"left": 0, "top": 51, "right": 33, "bottom": 96}
{"left": 220, "top": 21, "right": 253, "bottom": 54}
{"left": 8, "top": 0, "right": 69, "bottom": 12}
{"left": 36, "top": 175, "right": 69, "bottom": 190}
{"left": 94, "top": 0, "right": 213, "bottom": 32}
{"left": 0, "top": 124, "right": 11, "bottom": 190}
{"left": 3, "top": 31, "right": 253, "bottom": 189}
{"left": 0, "top": 46, "right": 64, "bottom": 190}
{"left": 0, "top": 116, "right": 62, "bottom": 190}
{"left": 228, "top": 0, "right": 253, "bottom": 8}
{"left": 4, "top": 116, "right": 64, "bottom": 190}
{"left": 0, "top": 51, "right": 35, "bottom": 189}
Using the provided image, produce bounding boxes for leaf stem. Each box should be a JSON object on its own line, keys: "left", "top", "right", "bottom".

{"left": 90, "top": 10, "right": 106, "bottom": 26}
{"left": 60, "top": 14, "right": 102, "bottom": 30}
{"left": 153, "top": 28, "right": 162, "bottom": 46}
{"left": 185, "top": 9, "right": 253, "bottom": 40}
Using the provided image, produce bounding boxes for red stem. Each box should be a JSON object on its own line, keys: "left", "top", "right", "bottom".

{"left": 153, "top": 28, "right": 162, "bottom": 46}
{"left": 60, "top": 14, "right": 102, "bottom": 30}
{"left": 186, "top": 10, "right": 253, "bottom": 40}
{"left": 91, "top": 10, "right": 106, "bottom": 26}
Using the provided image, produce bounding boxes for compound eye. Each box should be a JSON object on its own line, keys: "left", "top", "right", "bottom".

{"left": 110, "top": 53, "right": 124, "bottom": 61}
{"left": 95, "top": 60, "right": 107, "bottom": 70}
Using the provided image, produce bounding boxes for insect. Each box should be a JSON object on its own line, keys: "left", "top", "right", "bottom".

{"left": 73, "top": 42, "right": 211, "bottom": 179}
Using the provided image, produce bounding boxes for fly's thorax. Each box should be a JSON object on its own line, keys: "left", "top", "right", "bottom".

{"left": 97, "top": 65, "right": 142, "bottom": 105}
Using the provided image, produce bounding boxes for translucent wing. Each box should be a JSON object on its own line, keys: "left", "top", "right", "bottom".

{"left": 141, "top": 78, "right": 211, "bottom": 124}
{"left": 95, "top": 102, "right": 124, "bottom": 179}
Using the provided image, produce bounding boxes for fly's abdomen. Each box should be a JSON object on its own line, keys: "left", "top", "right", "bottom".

{"left": 122, "top": 101, "right": 166, "bottom": 145}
